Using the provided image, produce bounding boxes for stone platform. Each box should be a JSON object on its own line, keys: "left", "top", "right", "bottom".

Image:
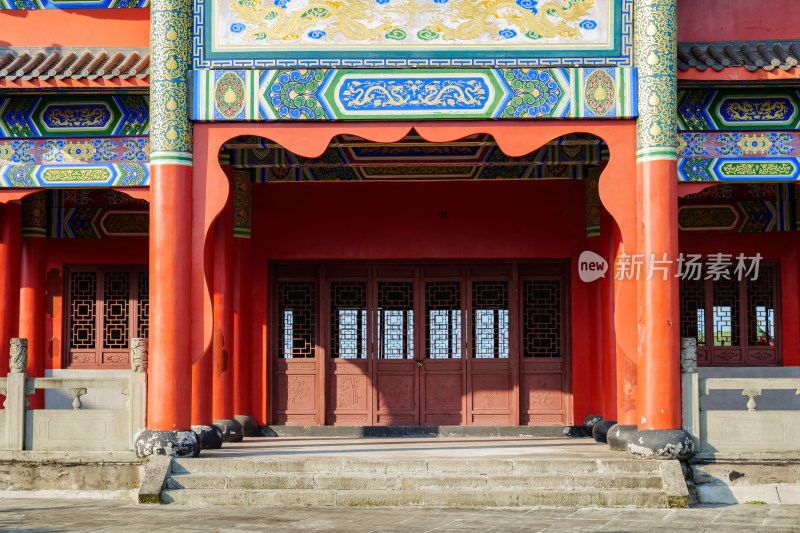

{"left": 160, "top": 437, "right": 689, "bottom": 508}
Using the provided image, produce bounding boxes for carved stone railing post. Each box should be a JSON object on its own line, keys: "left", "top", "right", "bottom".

{"left": 680, "top": 337, "right": 700, "bottom": 445}
{"left": 129, "top": 338, "right": 148, "bottom": 450}
{"left": 5, "top": 338, "right": 28, "bottom": 450}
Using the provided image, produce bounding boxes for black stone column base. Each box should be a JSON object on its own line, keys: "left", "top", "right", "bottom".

{"left": 235, "top": 414, "right": 258, "bottom": 437}
{"left": 581, "top": 414, "right": 603, "bottom": 437}
{"left": 607, "top": 424, "right": 638, "bottom": 451}
{"left": 627, "top": 429, "right": 695, "bottom": 460}
{"left": 213, "top": 418, "right": 244, "bottom": 443}
{"left": 134, "top": 430, "right": 200, "bottom": 458}
{"left": 191, "top": 424, "right": 223, "bottom": 450}
{"left": 592, "top": 419, "right": 617, "bottom": 444}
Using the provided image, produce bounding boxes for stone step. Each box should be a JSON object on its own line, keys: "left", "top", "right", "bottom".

{"left": 170, "top": 458, "right": 661, "bottom": 476}
{"left": 160, "top": 488, "right": 669, "bottom": 508}
{"left": 165, "top": 472, "right": 662, "bottom": 491}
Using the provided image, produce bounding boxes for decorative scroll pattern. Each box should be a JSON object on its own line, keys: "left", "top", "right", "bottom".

{"left": 0, "top": 96, "right": 149, "bottom": 138}
{"left": 278, "top": 281, "right": 316, "bottom": 358}
{"left": 522, "top": 280, "right": 562, "bottom": 358}
{"left": 330, "top": 281, "right": 368, "bottom": 359}
{"left": 426, "top": 281, "right": 462, "bottom": 360}
{"left": 103, "top": 272, "right": 130, "bottom": 349}
{"left": 377, "top": 282, "right": 414, "bottom": 360}
{"left": 678, "top": 91, "right": 800, "bottom": 131}
{"left": 678, "top": 132, "right": 798, "bottom": 158}
{"left": 471, "top": 281, "right": 509, "bottom": 359}
{"left": 137, "top": 272, "right": 150, "bottom": 340}
{"left": 191, "top": 67, "right": 638, "bottom": 121}
{"left": 1, "top": 163, "right": 149, "bottom": 188}
{"left": 712, "top": 277, "right": 739, "bottom": 347}
{"left": 678, "top": 157, "right": 800, "bottom": 183}
{"left": 195, "top": 0, "right": 633, "bottom": 68}
{"left": 70, "top": 272, "right": 97, "bottom": 350}
{"left": 747, "top": 264, "right": 776, "bottom": 346}
{"left": 0, "top": 137, "right": 149, "bottom": 165}
{"left": 679, "top": 277, "right": 705, "bottom": 348}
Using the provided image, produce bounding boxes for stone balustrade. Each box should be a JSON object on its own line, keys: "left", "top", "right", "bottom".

{"left": 0, "top": 338, "right": 147, "bottom": 451}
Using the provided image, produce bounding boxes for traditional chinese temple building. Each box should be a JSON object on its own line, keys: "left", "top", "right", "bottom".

{"left": 0, "top": 0, "right": 798, "bottom": 458}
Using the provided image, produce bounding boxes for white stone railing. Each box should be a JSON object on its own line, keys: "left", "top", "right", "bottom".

{"left": 681, "top": 338, "right": 800, "bottom": 460}
{"left": 0, "top": 338, "right": 147, "bottom": 451}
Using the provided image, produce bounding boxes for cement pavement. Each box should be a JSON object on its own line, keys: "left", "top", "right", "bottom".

{"left": 0, "top": 499, "right": 798, "bottom": 532}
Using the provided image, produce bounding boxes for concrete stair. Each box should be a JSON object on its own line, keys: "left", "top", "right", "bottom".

{"left": 160, "top": 457, "right": 683, "bottom": 507}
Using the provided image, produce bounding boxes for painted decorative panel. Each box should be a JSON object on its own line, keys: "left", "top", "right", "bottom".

{"left": 190, "top": 67, "right": 637, "bottom": 121}
{"left": 679, "top": 158, "right": 800, "bottom": 183}
{"left": 0, "top": 137, "right": 150, "bottom": 166}
{"left": 678, "top": 184, "right": 796, "bottom": 233}
{"left": 0, "top": 0, "right": 147, "bottom": 8}
{"left": 0, "top": 163, "right": 149, "bottom": 187}
{"left": 0, "top": 96, "right": 149, "bottom": 138}
{"left": 678, "top": 132, "right": 798, "bottom": 158}
{"left": 678, "top": 90, "right": 800, "bottom": 131}
{"left": 194, "top": 0, "right": 632, "bottom": 68}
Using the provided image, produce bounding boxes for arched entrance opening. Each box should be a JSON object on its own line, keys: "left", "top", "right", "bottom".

{"left": 191, "top": 120, "right": 638, "bottom": 429}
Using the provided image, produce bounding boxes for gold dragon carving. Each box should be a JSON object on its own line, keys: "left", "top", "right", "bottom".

{"left": 230, "top": 0, "right": 594, "bottom": 42}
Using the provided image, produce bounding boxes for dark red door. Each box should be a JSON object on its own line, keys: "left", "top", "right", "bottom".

{"left": 372, "top": 266, "right": 419, "bottom": 425}
{"left": 420, "top": 265, "right": 466, "bottom": 425}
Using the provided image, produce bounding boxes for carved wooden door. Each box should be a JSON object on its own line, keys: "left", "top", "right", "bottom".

{"left": 519, "top": 263, "right": 570, "bottom": 425}
{"left": 273, "top": 265, "right": 323, "bottom": 425}
{"left": 326, "top": 265, "right": 373, "bottom": 425}
{"left": 419, "top": 266, "right": 466, "bottom": 425}
{"left": 466, "top": 265, "right": 516, "bottom": 425}
{"left": 372, "top": 266, "right": 420, "bottom": 425}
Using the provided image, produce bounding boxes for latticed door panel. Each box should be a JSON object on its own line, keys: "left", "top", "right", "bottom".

{"left": 519, "top": 262, "right": 569, "bottom": 425}
{"left": 65, "top": 266, "right": 148, "bottom": 369}
{"left": 679, "top": 261, "right": 781, "bottom": 367}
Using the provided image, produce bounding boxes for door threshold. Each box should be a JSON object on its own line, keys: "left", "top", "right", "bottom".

{"left": 258, "top": 425, "right": 583, "bottom": 438}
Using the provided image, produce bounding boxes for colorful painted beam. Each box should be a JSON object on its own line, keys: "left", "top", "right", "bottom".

{"left": 0, "top": 137, "right": 149, "bottom": 166}
{"left": 0, "top": 0, "right": 147, "bottom": 7}
{"left": 678, "top": 89, "right": 800, "bottom": 131}
{"left": 0, "top": 163, "right": 149, "bottom": 187}
{"left": 0, "top": 96, "right": 150, "bottom": 138}
{"left": 193, "top": 0, "right": 633, "bottom": 69}
{"left": 679, "top": 157, "right": 800, "bottom": 182}
{"left": 191, "top": 67, "right": 637, "bottom": 121}
{"left": 678, "top": 183, "right": 796, "bottom": 232}
{"left": 678, "top": 131, "right": 798, "bottom": 158}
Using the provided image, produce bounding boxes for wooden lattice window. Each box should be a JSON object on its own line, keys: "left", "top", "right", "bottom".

{"left": 679, "top": 261, "right": 780, "bottom": 366}
{"left": 64, "top": 266, "right": 149, "bottom": 369}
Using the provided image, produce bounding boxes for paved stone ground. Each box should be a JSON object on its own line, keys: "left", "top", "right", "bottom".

{"left": 0, "top": 499, "right": 799, "bottom": 532}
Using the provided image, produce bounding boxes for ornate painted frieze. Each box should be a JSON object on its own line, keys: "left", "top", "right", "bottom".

{"left": 0, "top": 0, "right": 147, "bottom": 8}
{"left": 634, "top": 0, "right": 677, "bottom": 162}
{"left": 190, "top": 67, "right": 638, "bottom": 121}
{"left": 679, "top": 158, "right": 800, "bottom": 182}
{"left": 0, "top": 137, "right": 149, "bottom": 165}
{"left": 48, "top": 189, "right": 149, "bottom": 238}
{"left": 678, "top": 132, "right": 797, "bottom": 158}
{"left": 678, "top": 90, "right": 800, "bottom": 131}
{"left": 194, "top": 0, "right": 633, "bottom": 68}
{"left": 0, "top": 96, "right": 149, "bottom": 138}
{"left": 151, "top": 0, "right": 193, "bottom": 165}
{"left": 678, "top": 184, "right": 795, "bottom": 232}
{"left": 232, "top": 169, "right": 251, "bottom": 238}
{"left": 0, "top": 163, "right": 149, "bottom": 187}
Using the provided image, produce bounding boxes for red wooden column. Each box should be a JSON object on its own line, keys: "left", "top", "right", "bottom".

{"left": 599, "top": 207, "right": 620, "bottom": 422}
{"left": 0, "top": 202, "right": 22, "bottom": 384}
{"left": 626, "top": 0, "right": 693, "bottom": 459}
{"left": 19, "top": 192, "right": 47, "bottom": 409}
{"left": 232, "top": 170, "right": 256, "bottom": 436}
{"left": 211, "top": 167, "right": 242, "bottom": 442}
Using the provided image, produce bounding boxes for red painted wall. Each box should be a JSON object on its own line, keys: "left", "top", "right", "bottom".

{"left": 679, "top": 230, "right": 800, "bottom": 367}
{"left": 0, "top": 9, "right": 149, "bottom": 48}
{"left": 44, "top": 238, "right": 148, "bottom": 371}
{"left": 250, "top": 179, "right": 597, "bottom": 425}
{"left": 678, "top": 0, "right": 799, "bottom": 42}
